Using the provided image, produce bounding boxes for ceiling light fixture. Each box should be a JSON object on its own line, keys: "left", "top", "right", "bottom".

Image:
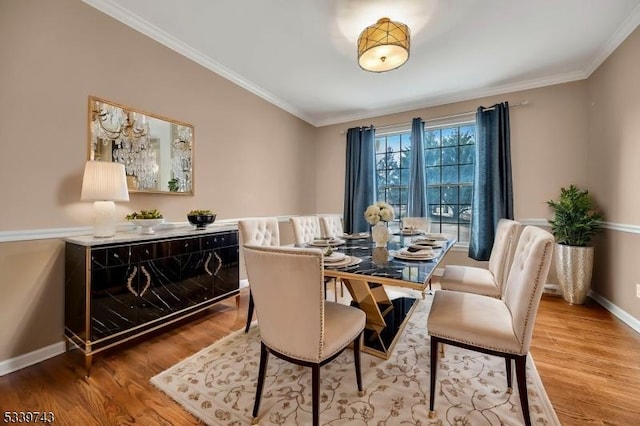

{"left": 358, "top": 17, "right": 410, "bottom": 72}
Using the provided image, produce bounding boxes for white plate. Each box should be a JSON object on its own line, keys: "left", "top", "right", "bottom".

{"left": 342, "top": 233, "right": 369, "bottom": 240}
{"left": 324, "top": 256, "right": 363, "bottom": 268}
{"left": 323, "top": 252, "right": 347, "bottom": 262}
{"left": 410, "top": 240, "right": 444, "bottom": 248}
{"left": 423, "top": 233, "right": 448, "bottom": 241}
{"left": 392, "top": 249, "right": 437, "bottom": 261}
{"left": 400, "top": 229, "right": 425, "bottom": 236}
{"left": 309, "top": 238, "right": 346, "bottom": 247}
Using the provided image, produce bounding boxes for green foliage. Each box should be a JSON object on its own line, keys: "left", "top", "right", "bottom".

{"left": 188, "top": 209, "right": 215, "bottom": 216}
{"left": 547, "top": 185, "right": 603, "bottom": 247}
{"left": 168, "top": 178, "right": 179, "bottom": 192}
{"left": 125, "top": 209, "right": 163, "bottom": 220}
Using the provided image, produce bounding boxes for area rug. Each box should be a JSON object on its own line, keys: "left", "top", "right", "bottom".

{"left": 151, "top": 296, "right": 560, "bottom": 425}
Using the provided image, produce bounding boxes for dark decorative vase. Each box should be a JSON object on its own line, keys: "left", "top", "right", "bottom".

{"left": 187, "top": 214, "right": 216, "bottom": 229}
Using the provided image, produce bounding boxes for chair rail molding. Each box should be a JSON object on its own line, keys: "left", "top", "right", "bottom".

{"left": 2, "top": 219, "right": 638, "bottom": 243}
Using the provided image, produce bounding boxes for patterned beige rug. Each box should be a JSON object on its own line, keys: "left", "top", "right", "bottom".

{"left": 151, "top": 296, "right": 560, "bottom": 425}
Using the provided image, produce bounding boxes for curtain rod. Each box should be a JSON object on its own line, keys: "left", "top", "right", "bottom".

{"left": 353, "top": 100, "right": 529, "bottom": 133}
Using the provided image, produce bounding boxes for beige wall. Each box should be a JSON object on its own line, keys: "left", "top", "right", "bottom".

{"left": 0, "top": 0, "right": 638, "bottom": 366}
{"left": 0, "top": 240, "right": 65, "bottom": 361}
{"left": 0, "top": 0, "right": 317, "bottom": 231}
{"left": 315, "top": 81, "right": 589, "bottom": 282}
{"left": 0, "top": 0, "right": 316, "bottom": 362}
{"left": 587, "top": 26, "right": 640, "bottom": 319}
{"left": 315, "top": 82, "right": 589, "bottom": 220}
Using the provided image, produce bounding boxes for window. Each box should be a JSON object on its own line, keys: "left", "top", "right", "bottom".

{"left": 374, "top": 122, "right": 476, "bottom": 243}
{"left": 375, "top": 132, "right": 411, "bottom": 230}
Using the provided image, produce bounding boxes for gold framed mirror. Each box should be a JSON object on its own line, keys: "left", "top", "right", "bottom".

{"left": 88, "top": 96, "right": 194, "bottom": 194}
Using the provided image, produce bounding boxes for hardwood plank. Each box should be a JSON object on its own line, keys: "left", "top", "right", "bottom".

{"left": 532, "top": 294, "right": 640, "bottom": 425}
{"left": 1, "top": 290, "right": 640, "bottom": 425}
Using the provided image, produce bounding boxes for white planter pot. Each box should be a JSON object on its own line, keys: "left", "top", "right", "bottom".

{"left": 554, "top": 243, "right": 594, "bottom": 305}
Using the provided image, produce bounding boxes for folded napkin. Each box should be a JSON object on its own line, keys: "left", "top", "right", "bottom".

{"left": 411, "top": 240, "right": 443, "bottom": 247}
{"left": 324, "top": 252, "right": 346, "bottom": 262}
{"left": 342, "top": 232, "right": 369, "bottom": 238}
{"left": 313, "top": 238, "right": 340, "bottom": 246}
{"left": 401, "top": 229, "right": 423, "bottom": 235}
{"left": 424, "top": 233, "right": 448, "bottom": 241}
{"left": 399, "top": 247, "right": 434, "bottom": 258}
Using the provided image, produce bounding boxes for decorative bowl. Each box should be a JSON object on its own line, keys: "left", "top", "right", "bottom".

{"left": 131, "top": 218, "right": 165, "bottom": 234}
{"left": 188, "top": 214, "right": 216, "bottom": 229}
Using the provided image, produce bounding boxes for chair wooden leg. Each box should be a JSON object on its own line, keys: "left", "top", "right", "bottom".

{"left": 252, "top": 342, "right": 269, "bottom": 421}
{"left": 312, "top": 363, "right": 320, "bottom": 426}
{"left": 515, "top": 355, "right": 531, "bottom": 426}
{"left": 245, "top": 292, "right": 254, "bottom": 333}
{"left": 429, "top": 337, "right": 438, "bottom": 419}
{"left": 505, "top": 357, "right": 513, "bottom": 393}
{"left": 353, "top": 332, "right": 363, "bottom": 395}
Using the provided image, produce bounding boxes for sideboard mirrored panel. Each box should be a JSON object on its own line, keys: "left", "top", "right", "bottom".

{"left": 88, "top": 96, "right": 194, "bottom": 194}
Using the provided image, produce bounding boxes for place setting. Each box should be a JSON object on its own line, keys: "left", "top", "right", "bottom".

{"left": 341, "top": 232, "right": 370, "bottom": 240}
{"left": 307, "top": 237, "right": 346, "bottom": 247}
{"left": 395, "top": 226, "right": 426, "bottom": 236}
{"left": 391, "top": 245, "right": 439, "bottom": 261}
{"left": 319, "top": 246, "right": 361, "bottom": 269}
{"left": 410, "top": 237, "right": 445, "bottom": 248}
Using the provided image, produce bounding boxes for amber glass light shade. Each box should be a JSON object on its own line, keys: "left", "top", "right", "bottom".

{"left": 358, "top": 17, "right": 410, "bottom": 72}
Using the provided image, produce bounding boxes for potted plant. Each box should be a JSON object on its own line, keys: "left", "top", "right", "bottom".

{"left": 547, "top": 185, "right": 604, "bottom": 304}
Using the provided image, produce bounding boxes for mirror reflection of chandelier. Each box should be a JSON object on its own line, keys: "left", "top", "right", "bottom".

{"left": 92, "top": 103, "right": 159, "bottom": 190}
{"left": 171, "top": 126, "right": 192, "bottom": 192}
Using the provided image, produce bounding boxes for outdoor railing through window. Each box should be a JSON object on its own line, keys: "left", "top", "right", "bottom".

{"left": 375, "top": 122, "right": 475, "bottom": 243}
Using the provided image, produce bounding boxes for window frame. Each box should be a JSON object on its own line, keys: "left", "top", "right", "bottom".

{"left": 373, "top": 119, "right": 476, "bottom": 245}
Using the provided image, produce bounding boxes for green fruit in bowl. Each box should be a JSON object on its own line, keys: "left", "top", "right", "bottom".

{"left": 125, "top": 209, "right": 164, "bottom": 220}
{"left": 188, "top": 209, "right": 215, "bottom": 216}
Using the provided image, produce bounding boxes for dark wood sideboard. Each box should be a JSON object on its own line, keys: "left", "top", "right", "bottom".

{"left": 64, "top": 226, "right": 240, "bottom": 375}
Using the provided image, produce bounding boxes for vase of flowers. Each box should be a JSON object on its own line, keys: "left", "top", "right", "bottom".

{"left": 365, "top": 201, "right": 395, "bottom": 247}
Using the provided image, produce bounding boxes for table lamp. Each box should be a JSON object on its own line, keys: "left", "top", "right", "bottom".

{"left": 81, "top": 161, "right": 130, "bottom": 237}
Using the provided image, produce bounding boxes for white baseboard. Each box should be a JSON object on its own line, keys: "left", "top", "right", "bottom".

{"left": 589, "top": 291, "right": 640, "bottom": 334}
{"left": 0, "top": 341, "right": 66, "bottom": 377}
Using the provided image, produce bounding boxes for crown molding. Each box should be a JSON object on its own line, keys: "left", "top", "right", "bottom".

{"left": 80, "top": 0, "right": 315, "bottom": 125}
{"left": 73, "top": 1, "right": 640, "bottom": 128}
{"left": 314, "top": 70, "right": 587, "bottom": 127}
{"left": 583, "top": 3, "right": 640, "bottom": 77}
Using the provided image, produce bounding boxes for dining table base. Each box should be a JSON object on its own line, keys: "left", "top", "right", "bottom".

{"left": 341, "top": 277, "right": 419, "bottom": 359}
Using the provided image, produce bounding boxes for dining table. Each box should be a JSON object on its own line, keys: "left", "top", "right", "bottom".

{"left": 317, "top": 231, "right": 456, "bottom": 359}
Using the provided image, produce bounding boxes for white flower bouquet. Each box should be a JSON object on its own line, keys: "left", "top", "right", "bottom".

{"left": 364, "top": 201, "right": 395, "bottom": 225}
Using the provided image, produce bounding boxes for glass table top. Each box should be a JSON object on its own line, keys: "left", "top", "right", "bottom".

{"left": 320, "top": 234, "right": 456, "bottom": 286}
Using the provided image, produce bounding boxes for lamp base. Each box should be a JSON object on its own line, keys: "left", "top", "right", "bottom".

{"left": 92, "top": 200, "right": 116, "bottom": 238}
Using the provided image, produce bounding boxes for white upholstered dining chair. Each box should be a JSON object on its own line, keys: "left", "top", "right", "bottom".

{"left": 427, "top": 225, "right": 554, "bottom": 426}
{"left": 243, "top": 245, "right": 366, "bottom": 426}
{"left": 290, "top": 215, "right": 342, "bottom": 300}
{"left": 320, "top": 215, "right": 345, "bottom": 298}
{"left": 289, "top": 215, "right": 322, "bottom": 245}
{"left": 402, "top": 216, "right": 430, "bottom": 233}
{"left": 320, "top": 215, "right": 344, "bottom": 238}
{"left": 440, "top": 218, "right": 522, "bottom": 298}
{"left": 238, "top": 217, "right": 280, "bottom": 333}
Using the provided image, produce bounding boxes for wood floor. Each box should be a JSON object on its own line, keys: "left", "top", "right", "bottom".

{"left": 1, "top": 288, "right": 639, "bottom": 425}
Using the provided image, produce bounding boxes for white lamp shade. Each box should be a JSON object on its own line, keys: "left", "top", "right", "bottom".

{"left": 81, "top": 161, "right": 129, "bottom": 202}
